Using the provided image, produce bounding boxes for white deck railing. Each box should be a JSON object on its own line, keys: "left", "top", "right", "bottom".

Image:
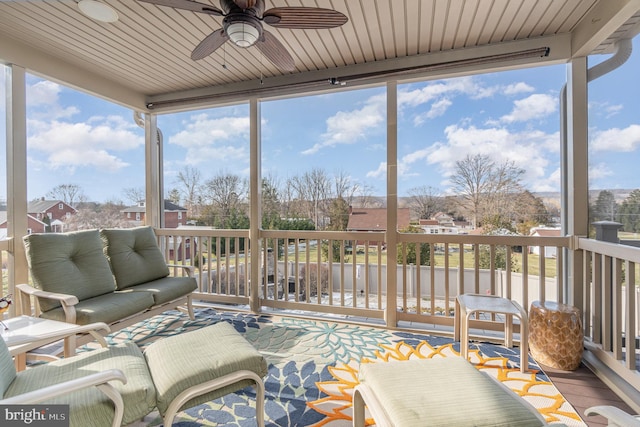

{"left": 154, "top": 228, "right": 640, "bottom": 398}
{"left": 577, "top": 237, "right": 640, "bottom": 395}
{"left": 154, "top": 228, "right": 570, "bottom": 332}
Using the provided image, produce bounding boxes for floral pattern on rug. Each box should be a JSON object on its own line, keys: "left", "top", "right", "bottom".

{"left": 82, "top": 308, "right": 585, "bottom": 427}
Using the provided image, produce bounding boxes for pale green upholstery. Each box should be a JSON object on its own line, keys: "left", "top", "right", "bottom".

{"left": 39, "top": 290, "right": 155, "bottom": 324}
{"left": 100, "top": 226, "right": 170, "bottom": 290}
{"left": 1, "top": 322, "right": 267, "bottom": 427}
{"left": 355, "top": 357, "right": 547, "bottom": 427}
{"left": 3, "top": 341, "right": 156, "bottom": 427}
{"left": 145, "top": 321, "right": 269, "bottom": 415}
{"left": 24, "top": 229, "right": 116, "bottom": 313}
{"left": 0, "top": 339, "right": 17, "bottom": 398}
{"left": 18, "top": 227, "right": 196, "bottom": 329}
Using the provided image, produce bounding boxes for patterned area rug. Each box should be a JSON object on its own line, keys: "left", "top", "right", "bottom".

{"left": 83, "top": 308, "right": 586, "bottom": 426}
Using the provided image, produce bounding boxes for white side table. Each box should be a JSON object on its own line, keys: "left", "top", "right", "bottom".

{"left": 1, "top": 315, "right": 110, "bottom": 370}
{"left": 454, "top": 294, "right": 529, "bottom": 373}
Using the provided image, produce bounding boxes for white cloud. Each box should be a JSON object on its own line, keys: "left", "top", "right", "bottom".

{"left": 169, "top": 114, "right": 252, "bottom": 165}
{"left": 27, "top": 80, "right": 79, "bottom": 119}
{"left": 589, "top": 100, "right": 623, "bottom": 119}
{"left": 503, "top": 82, "right": 534, "bottom": 95}
{"left": 591, "top": 124, "right": 640, "bottom": 152}
{"left": 398, "top": 124, "right": 560, "bottom": 191}
{"left": 500, "top": 94, "right": 557, "bottom": 123}
{"left": 302, "top": 94, "right": 385, "bottom": 155}
{"left": 28, "top": 116, "right": 143, "bottom": 172}
{"left": 589, "top": 162, "right": 613, "bottom": 180}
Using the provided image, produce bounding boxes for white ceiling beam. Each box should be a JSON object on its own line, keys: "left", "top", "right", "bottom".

{"left": 0, "top": 33, "right": 147, "bottom": 111}
{"left": 571, "top": 0, "right": 640, "bottom": 57}
{"left": 147, "top": 34, "right": 571, "bottom": 114}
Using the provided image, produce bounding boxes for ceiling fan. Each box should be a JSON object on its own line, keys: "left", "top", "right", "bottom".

{"left": 136, "top": 0, "right": 348, "bottom": 72}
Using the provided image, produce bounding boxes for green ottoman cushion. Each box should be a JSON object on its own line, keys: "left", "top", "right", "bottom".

{"left": 358, "top": 357, "right": 546, "bottom": 427}
{"left": 24, "top": 229, "right": 117, "bottom": 313}
{"left": 4, "top": 343, "right": 156, "bottom": 427}
{"left": 144, "top": 322, "right": 268, "bottom": 415}
{"left": 101, "top": 226, "right": 170, "bottom": 290}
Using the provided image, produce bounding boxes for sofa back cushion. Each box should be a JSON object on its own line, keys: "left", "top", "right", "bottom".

{"left": 0, "top": 338, "right": 16, "bottom": 398}
{"left": 23, "top": 229, "right": 116, "bottom": 313}
{"left": 101, "top": 226, "right": 170, "bottom": 290}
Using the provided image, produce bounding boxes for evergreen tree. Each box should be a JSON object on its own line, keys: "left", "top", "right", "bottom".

{"left": 618, "top": 189, "right": 640, "bottom": 232}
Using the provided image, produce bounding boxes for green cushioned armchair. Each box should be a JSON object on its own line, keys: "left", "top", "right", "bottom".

{"left": 17, "top": 227, "right": 197, "bottom": 334}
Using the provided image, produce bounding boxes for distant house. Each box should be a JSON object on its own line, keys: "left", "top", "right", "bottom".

{"left": 346, "top": 207, "right": 411, "bottom": 232}
{"left": 28, "top": 198, "right": 77, "bottom": 232}
{"left": 0, "top": 211, "right": 48, "bottom": 234}
{"left": 122, "top": 200, "right": 188, "bottom": 228}
{"left": 530, "top": 226, "right": 562, "bottom": 258}
{"left": 346, "top": 207, "right": 411, "bottom": 246}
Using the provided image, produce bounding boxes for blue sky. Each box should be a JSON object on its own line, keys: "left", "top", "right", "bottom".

{"left": 2, "top": 34, "right": 640, "bottom": 204}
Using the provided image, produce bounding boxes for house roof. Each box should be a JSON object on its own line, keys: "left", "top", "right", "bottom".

{"left": 531, "top": 227, "right": 562, "bottom": 237}
{"left": 122, "top": 200, "right": 188, "bottom": 213}
{"left": 1, "top": 1, "right": 639, "bottom": 113}
{"left": 347, "top": 208, "right": 411, "bottom": 232}
{"left": 27, "top": 199, "right": 76, "bottom": 214}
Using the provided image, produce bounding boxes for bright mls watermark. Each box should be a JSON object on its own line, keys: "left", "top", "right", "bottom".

{"left": 1, "top": 405, "right": 69, "bottom": 426}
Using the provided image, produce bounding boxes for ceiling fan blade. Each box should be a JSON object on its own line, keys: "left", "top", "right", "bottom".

{"left": 231, "top": 0, "right": 257, "bottom": 10}
{"left": 263, "top": 7, "right": 348, "bottom": 29}
{"left": 137, "top": 0, "right": 223, "bottom": 16}
{"left": 255, "top": 30, "right": 295, "bottom": 72}
{"left": 191, "top": 29, "right": 228, "bottom": 60}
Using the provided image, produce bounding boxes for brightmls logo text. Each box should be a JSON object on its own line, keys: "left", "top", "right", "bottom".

{"left": 1, "top": 405, "right": 69, "bottom": 427}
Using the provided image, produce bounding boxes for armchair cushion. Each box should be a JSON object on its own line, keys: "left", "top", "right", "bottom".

{"left": 23, "top": 229, "right": 116, "bottom": 313}
{"left": 101, "top": 226, "right": 170, "bottom": 290}
{"left": 4, "top": 342, "right": 157, "bottom": 427}
{"left": 0, "top": 339, "right": 16, "bottom": 398}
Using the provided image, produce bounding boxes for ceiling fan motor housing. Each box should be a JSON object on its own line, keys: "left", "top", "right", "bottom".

{"left": 223, "top": 14, "right": 263, "bottom": 47}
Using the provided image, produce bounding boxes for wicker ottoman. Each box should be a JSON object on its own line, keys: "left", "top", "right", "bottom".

{"left": 528, "top": 301, "right": 583, "bottom": 370}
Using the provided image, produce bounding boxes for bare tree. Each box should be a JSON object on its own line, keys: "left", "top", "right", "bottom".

{"left": 122, "top": 187, "right": 145, "bottom": 205}
{"left": 289, "top": 168, "right": 331, "bottom": 229}
{"left": 332, "top": 170, "right": 360, "bottom": 205}
{"left": 47, "top": 184, "right": 85, "bottom": 207}
{"left": 63, "top": 200, "right": 131, "bottom": 230}
{"left": 408, "top": 185, "right": 442, "bottom": 219}
{"left": 203, "top": 172, "right": 247, "bottom": 228}
{"left": 175, "top": 165, "right": 202, "bottom": 218}
{"left": 450, "top": 154, "right": 524, "bottom": 229}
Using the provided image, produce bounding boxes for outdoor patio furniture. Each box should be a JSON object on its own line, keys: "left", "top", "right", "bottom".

{"left": 529, "top": 300, "right": 583, "bottom": 370}
{"left": 352, "top": 357, "right": 551, "bottom": 427}
{"left": 0, "top": 321, "right": 268, "bottom": 427}
{"left": 454, "top": 293, "right": 530, "bottom": 373}
{"left": 17, "top": 227, "right": 197, "bottom": 335}
{"left": 585, "top": 405, "right": 640, "bottom": 426}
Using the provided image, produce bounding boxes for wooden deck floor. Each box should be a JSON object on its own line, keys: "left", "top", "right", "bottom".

{"left": 545, "top": 363, "right": 636, "bottom": 426}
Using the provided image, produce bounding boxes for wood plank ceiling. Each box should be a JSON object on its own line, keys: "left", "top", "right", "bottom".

{"left": 1, "top": 0, "right": 639, "bottom": 112}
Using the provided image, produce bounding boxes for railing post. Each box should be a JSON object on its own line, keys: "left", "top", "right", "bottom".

{"left": 593, "top": 221, "right": 622, "bottom": 244}
{"left": 593, "top": 221, "right": 623, "bottom": 352}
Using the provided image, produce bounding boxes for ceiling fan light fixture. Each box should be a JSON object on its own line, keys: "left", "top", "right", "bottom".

{"left": 78, "top": 0, "right": 119, "bottom": 23}
{"left": 227, "top": 21, "right": 260, "bottom": 48}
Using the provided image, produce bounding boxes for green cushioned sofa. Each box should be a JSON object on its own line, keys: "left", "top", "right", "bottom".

{"left": 17, "top": 226, "right": 197, "bottom": 332}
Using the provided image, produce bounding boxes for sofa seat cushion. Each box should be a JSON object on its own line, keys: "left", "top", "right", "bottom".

{"left": 129, "top": 276, "right": 197, "bottom": 305}
{"left": 101, "top": 226, "right": 170, "bottom": 290}
{"left": 4, "top": 342, "right": 156, "bottom": 427}
{"left": 40, "top": 291, "right": 155, "bottom": 325}
{"left": 24, "top": 229, "right": 116, "bottom": 312}
{"left": 144, "top": 322, "right": 268, "bottom": 415}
